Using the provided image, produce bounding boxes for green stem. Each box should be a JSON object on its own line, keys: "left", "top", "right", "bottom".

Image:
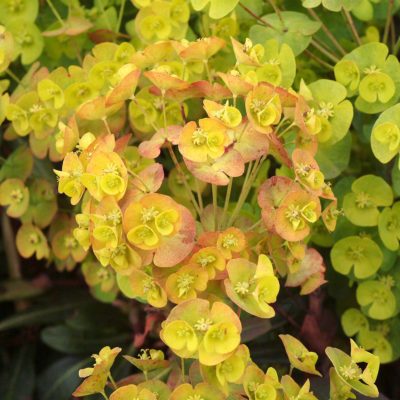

{"left": 212, "top": 184, "right": 218, "bottom": 231}
{"left": 390, "top": 18, "right": 396, "bottom": 52}
{"left": 98, "top": 0, "right": 113, "bottom": 31}
{"left": 204, "top": 60, "right": 212, "bottom": 83}
{"left": 277, "top": 122, "right": 295, "bottom": 138}
{"left": 237, "top": 122, "right": 249, "bottom": 142}
{"left": 304, "top": 49, "right": 334, "bottom": 70}
{"left": 307, "top": 8, "right": 346, "bottom": 56}
{"left": 229, "top": 156, "right": 266, "bottom": 226}
{"left": 227, "top": 160, "right": 257, "bottom": 227}
{"left": 383, "top": 0, "right": 394, "bottom": 44}
{"left": 46, "top": 0, "right": 65, "bottom": 27}
{"left": 245, "top": 219, "right": 263, "bottom": 232}
{"left": 116, "top": 0, "right": 127, "bottom": 33}
{"left": 313, "top": 36, "right": 337, "bottom": 56}
{"left": 108, "top": 373, "right": 118, "bottom": 390}
{"left": 195, "top": 179, "right": 204, "bottom": 213}
{"left": 310, "top": 39, "right": 339, "bottom": 63}
{"left": 72, "top": 38, "right": 83, "bottom": 65}
{"left": 393, "top": 37, "right": 400, "bottom": 56}
{"left": 167, "top": 144, "right": 202, "bottom": 217}
{"left": 181, "top": 357, "right": 185, "bottom": 383}
{"left": 102, "top": 117, "right": 112, "bottom": 135}
{"left": 100, "top": 392, "right": 110, "bottom": 400}
{"left": 267, "top": 0, "right": 284, "bottom": 26}
{"left": 239, "top": 2, "right": 279, "bottom": 31}
{"left": 5, "top": 69, "right": 21, "bottom": 85}
{"left": 220, "top": 178, "right": 233, "bottom": 229}
{"left": 161, "top": 95, "right": 202, "bottom": 217}
{"left": 342, "top": 9, "right": 361, "bottom": 46}
{"left": 274, "top": 116, "right": 288, "bottom": 133}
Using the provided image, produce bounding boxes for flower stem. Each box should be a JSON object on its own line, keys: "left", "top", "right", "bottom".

{"left": 383, "top": 0, "right": 394, "bottom": 45}
{"left": 128, "top": 170, "right": 150, "bottom": 192}
{"left": 100, "top": 391, "right": 110, "bottom": 400}
{"left": 5, "top": 69, "right": 21, "bottom": 85}
{"left": 227, "top": 162, "right": 255, "bottom": 227}
{"left": 393, "top": 37, "right": 400, "bottom": 56}
{"left": 195, "top": 179, "right": 204, "bottom": 213}
{"left": 245, "top": 219, "right": 263, "bottom": 232}
{"left": 180, "top": 357, "right": 185, "bottom": 383}
{"left": 116, "top": 0, "right": 127, "bottom": 33}
{"left": 220, "top": 178, "right": 233, "bottom": 229}
{"left": 204, "top": 60, "right": 212, "bottom": 83}
{"left": 304, "top": 50, "right": 334, "bottom": 70}
{"left": 310, "top": 39, "right": 339, "bottom": 63}
{"left": 277, "top": 122, "right": 295, "bottom": 139}
{"left": 46, "top": 0, "right": 65, "bottom": 27}
{"left": 212, "top": 184, "right": 218, "bottom": 231}
{"left": 342, "top": 9, "right": 361, "bottom": 46}
{"left": 166, "top": 144, "right": 202, "bottom": 218}
{"left": 108, "top": 373, "right": 118, "bottom": 390}
{"left": 161, "top": 95, "right": 202, "bottom": 217}
{"left": 239, "top": 2, "right": 278, "bottom": 31}
{"left": 227, "top": 156, "right": 265, "bottom": 227}
{"left": 102, "top": 117, "right": 112, "bottom": 135}
{"left": 307, "top": 8, "right": 346, "bottom": 56}
{"left": 267, "top": 0, "right": 284, "bottom": 26}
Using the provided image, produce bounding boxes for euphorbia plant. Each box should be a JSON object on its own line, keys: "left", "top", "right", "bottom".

{"left": 4, "top": 0, "right": 400, "bottom": 398}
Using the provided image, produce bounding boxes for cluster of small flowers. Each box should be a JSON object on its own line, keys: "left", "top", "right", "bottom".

{"left": 72, "top": 336, "right": 380, "bottom": 400}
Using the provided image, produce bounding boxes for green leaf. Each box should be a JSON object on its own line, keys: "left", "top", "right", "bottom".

{"left": 0, "top": 345, "right": 35, "bottom": 400}
{"left": 315, "top": 132, "right": 351, "bottom": 179}
{"left": 0, "top": 279, "right": 45, "bottom": 302}
{"left": 241, "top": 315, "right": 272, "bottom": 343}
{"left": 0, "top": 292, "right": 94, "bottom": 331}
{"left": 209, "top": 0, "right": 240, "bottom": 19}
{"left": 37, "top": 356, "right": 90, "bottom": 400}
{"left": 191, "top": 0, "right": 240, "bottom": 18}
{"left": 0, "top": 146, "right": 33, "bottom": 182}
{"left": 249, "top": 12, "right": 321, "bottom": 56}
{"left": 41, "top": 325, "right": 130, "bottom": 354}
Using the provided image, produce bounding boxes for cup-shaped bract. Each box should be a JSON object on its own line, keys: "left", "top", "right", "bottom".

{"left": 334, "top": 43, "right": 400, "bottom": 114}
{"left": 0, "top": 178, "right": 29, "bottom": 218}
{"left": 279, "top": 334, "right": 321, "bottom": 376}
{"left": 356, "top": 280, "right": 397, "bottom": 320}
{"left": 371, "top": 103, "right": 400, "bottom": 164}
{"left": 224, "top": 255, "right": 280, "bottom": 318}
{"left": 326, "top": 340, "right": 380, "bottom": 398}
{"left": 343, "top": 175, "right": 393, "bottom": 227}
{"left": 330, "top": 236, "right": 383, "bottom": 279}
{"left": 160, "top": 298, "right": 242, "bottom": 365}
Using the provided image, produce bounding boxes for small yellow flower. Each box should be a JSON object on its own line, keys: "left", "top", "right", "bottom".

{"left": 179, "top": 118, "right": 229, "bottom": 162}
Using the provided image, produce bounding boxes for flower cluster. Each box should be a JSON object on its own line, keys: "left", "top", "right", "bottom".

{"left": 5, "top": 0, "right": 400, "bottom": 398}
